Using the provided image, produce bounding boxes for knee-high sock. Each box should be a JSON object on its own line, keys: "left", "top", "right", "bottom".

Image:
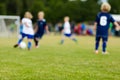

{"left": 102, "top": 41, "right": 107, "bottom": 52}
{"left": 34, "top": 38, "right": 38, "bottom": 46}
{"left": 28, "top": 42, "right": 32, "bottom": 49}
{"left": 18, "top": 38, "right": 23, "bottom": 45}
{"left": 60, "top": 40, "right": 64, "bottom": 44}
{"left": 95, "top": 41, "right": 99, "bottom": 50}
{"left": 72, "top": 38, "right": 77, "bottom": 43}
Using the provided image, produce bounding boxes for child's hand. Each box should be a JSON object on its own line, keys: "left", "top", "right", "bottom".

{"left": 93, "top": 22, "right": 97, "bottom": 31}
{"left": 115, "top": 26, "right": 120, "bottom": 31}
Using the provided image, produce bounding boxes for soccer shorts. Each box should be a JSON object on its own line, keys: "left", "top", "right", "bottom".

{"left": 64, "top": 33, "right": 72, "bottom": 37}
{"left": 34, "top": 33, "right": 44, "bottom": 39}
{"left": 21, "top": 33, "right": 34, "bottom": 39}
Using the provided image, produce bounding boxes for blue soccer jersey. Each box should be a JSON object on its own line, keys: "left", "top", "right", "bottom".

{"left": 95, "top": 12, "right": 115, "bottom": 36}
{"left": 36, "top": 19, "right": 47, "bottom": 34}
{"left": 34, "top": 19, "right": 47, "bottom": 38}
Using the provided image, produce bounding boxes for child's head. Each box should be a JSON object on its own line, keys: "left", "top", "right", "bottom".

{"left": 38, "top": 11, "right": 44, "bottom": 20}
{"left": 64, "top": 16, "right": 70, "bottom": 22}
{"left": 101, "top": 2, "right": 111, "bottom": 12}
{"left": 24, "top": 11, "right": 33, "bottom": 19}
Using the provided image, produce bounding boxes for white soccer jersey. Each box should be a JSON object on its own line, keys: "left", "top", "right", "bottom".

{"left": 22, "top": 18, "right": 34, "bottom": 35}
{"left": 63, "top": 21, "right": 71, "bottom": 34}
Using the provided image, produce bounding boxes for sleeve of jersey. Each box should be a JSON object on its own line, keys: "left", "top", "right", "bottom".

{"left": 110, "top": 15, "right": 115, "bottom": 23}
{"left": 64, "top": 23, "right": 67, "bottom": 29}
{"left": 27, "top": 20, "right": 32, "bottom": 27}
{"left": 95, "top": 15, "right": 99, "bottom": 23}
{"left": 37, "top": 21, "right": 39, "bottom": 26}
{"left": 45, "top": 21, "right": 47, "bottom": 26}
{"left": 21, "top": 19, "right": 25, "bottom": 24}
{"left": 22, "top": 19, "right": 31, "bottom": 27}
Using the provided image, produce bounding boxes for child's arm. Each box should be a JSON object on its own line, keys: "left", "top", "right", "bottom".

{"left": 61, "top": 25, "right": 64, "bottom": 35}
{"left": 45, "top": 25, "right": 50, "bottom": 34}
{"left": 61, "top": 29, "right": 64, "bottom": 34}
{"left": 22, "top": 19, "right": 29, "bottom": 28}
{"left": 94, "top": 22, "right": 97, "bottom": 30}
{"left": 114, "top": 22, "right": 120, "bottom": 31}
{"left": 24, "top": 22, "right": 30, "bottom": 27}
{"left": 34, "top": 23, "right": 38, "bottom": 34}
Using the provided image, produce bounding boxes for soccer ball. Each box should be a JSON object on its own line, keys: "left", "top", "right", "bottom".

{"left": 19, "top": 41, "right": 27, "bottom": 49}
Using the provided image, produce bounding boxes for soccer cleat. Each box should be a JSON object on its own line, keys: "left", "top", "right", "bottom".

{"left": 35, "top": 45, "right": 39, "bottom": 48}
{"left": 95, "top": 50, "right": 99, "bottom": 54}
{"left": 102, "top": 51, "right": 109, "bottom": 55}
{"left": 59, "top": 42, "right": 63, "bottom": 45}
{"left": 14, "top": 44, "right": 18, "bottom": 48}
{"left": 60, "top": 40, "right": 64, "bottom": 45}
{"left": 28, "top": 48, "right": 31, "bottom": 51}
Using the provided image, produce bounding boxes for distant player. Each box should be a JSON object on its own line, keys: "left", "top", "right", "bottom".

{"left": 60, "top": 16, "right": 77, "bottom": 44}
{"left": 14, "top": 11, "right": 34, "bottom": 50}
{"left": 94, "top": 3, "right": 120, "bottom": 54}
{"left": 34, "top": 11, "right": 49, "bottom": 48}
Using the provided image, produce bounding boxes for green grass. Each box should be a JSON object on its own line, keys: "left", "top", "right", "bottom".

{"left": 0, "top": 35, "right": 120, "bottom": 80}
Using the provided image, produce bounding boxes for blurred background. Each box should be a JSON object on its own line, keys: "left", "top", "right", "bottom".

{"left": 0, "top": 0, "right": 120, "bottom": 37}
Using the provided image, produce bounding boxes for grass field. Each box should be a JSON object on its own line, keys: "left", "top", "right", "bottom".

{"left": 0, "top": 35, "right": 120, "bottom": 80}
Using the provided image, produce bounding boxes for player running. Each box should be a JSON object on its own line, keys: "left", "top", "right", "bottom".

{"left": 34, "top": 11, "right": 49, "bottom": 48}
{"left": 60, "top": 16, "right": 77, "bottom": 44}
{"left": 94, "top": 3, "right": 120, "bottom": 54}
{"left": 14, "top": 11, "right": 34, "bottom": 50}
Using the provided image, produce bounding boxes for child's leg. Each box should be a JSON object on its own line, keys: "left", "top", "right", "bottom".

{"left": 95, "top": 36, "right": 101, "bottom": 51}
{"left": 70, "top": 35, "right": 78, "bottom": 43}
{"left": 34, "top": 34, "right": 43, "bottom": 47}
{"left": 34, "top": 37, "right": 39, "bottom": 46}
{"left": 28, "top": 39, "right": 32, "bottom": 50}
{"left": 27, "top": 35, "right": 34, "bottom": 50}
{"left": 14, "top": 34, "right": 25, "bottom": 48}
{"left": 102, "top": 41, "right": 107, "bottom": 52}
{"left": 60, "top": 35, "right": 65, "bottom": 44}
{"left": 18, "top": 38, "right": 23, "bottom": 45}
{"left": 18, "top": 33, "right": 26, "bottom": 44}
{"left": 102, "top": 37, "right": 108, "bottom": 52}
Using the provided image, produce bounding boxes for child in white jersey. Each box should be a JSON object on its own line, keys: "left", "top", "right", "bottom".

{"left": 14, "top": 11, "right": 34, "bottom": 50}
{"left": 60, "top": 16, "right": 77, "bottom": 44}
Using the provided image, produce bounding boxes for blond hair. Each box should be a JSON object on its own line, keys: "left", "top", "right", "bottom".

{"left": 38, "top": 11, "right": 45, "bottom": 17}
{"left": 24, "top": 11, "right": 33, "bottom": 19}
{"left": 64, "top": 16, "right": 70, "bottom": 21}
{"left": 101, "top": 3, "right": 111, "bottom": 12}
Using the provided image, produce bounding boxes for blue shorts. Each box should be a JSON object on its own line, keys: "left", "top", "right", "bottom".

{"left": 34, "top": 33, "right": 44, "bottom": 39}
{"left": 21, "top": 33, "right": 34, "bottom": 39}
{"left": 64, "top": 34, "right": 72, "bottom": 37}
{"left": 96, "top": 35, "right": 108, "bottom": 42}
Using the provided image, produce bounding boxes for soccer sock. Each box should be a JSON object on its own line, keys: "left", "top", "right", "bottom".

{"left": 34, "top": 38, "right": 38, "bottom": 46}
{"left": 18, "top": 38, "right": 23, "bottom": 45}
{"left": 28, "top": 42, "right": 32, "bottom": 49}
{"left": 95, "top": 41, "right": 99, "bottom": 50}
{"left": 60, "top": 40, "right": 64, "bottom": 44}
{"left": 72, "top": 38, "right": 77, "bottom": 43}
{"left": 102, "top": 41, "right": 107, "bottom": 52}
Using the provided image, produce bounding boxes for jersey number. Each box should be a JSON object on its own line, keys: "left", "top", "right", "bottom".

{"left": 100, "top": 16, "right": 107, "bottom": 26}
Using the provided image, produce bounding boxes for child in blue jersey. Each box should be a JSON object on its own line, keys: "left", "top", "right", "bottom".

{"left": 60, "top": 16, "right": 77, "bottom": 44}
{"left": 14, "top": 11, "right": 34, "bottom": 50}
{"left": 94, "top": 3, "right": 120, "bottom": 54}
{"left": 34, "top": 11, "right": 49, "bottom": 48}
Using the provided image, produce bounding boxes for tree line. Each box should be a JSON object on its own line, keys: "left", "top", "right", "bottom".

{"left": 0, "top": 0, "right": 120, "bottom": 23}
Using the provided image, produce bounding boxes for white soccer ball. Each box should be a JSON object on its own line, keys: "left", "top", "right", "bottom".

{"left": 19, "top": 41, "right": 27, "bottom": 49}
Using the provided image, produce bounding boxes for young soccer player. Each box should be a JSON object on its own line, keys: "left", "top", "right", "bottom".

{"left": 60, "top": 16, "right": 77, "bottom": 44}
{"left": 34, "top": 11, "right": 49, "bottom": 48}
{"left": 14, "top": 11, "right": 34, "bottom": 50}
{"left": 94, "top": 3, "right": 120, "bottom": 54}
